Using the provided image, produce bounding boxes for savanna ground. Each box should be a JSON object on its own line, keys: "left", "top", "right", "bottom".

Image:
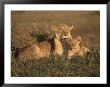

{"left": 11, "top": 11, "right": 100, "bottom": 77}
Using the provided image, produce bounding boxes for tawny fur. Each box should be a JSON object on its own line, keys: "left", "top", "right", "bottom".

{"left": 18, "top": 24, "right": 73, "bottom": 62}
{"left": 54, "top": 38, "right": 63, "bottom": 56}
{"left": 67, "top": 36, "right": 89, "bottom": 59}
{"left": 19, "top": 42, "right": 51, "bottom": 61}
{"left": 51, "top": 24, "right": 73, "bottom": 56}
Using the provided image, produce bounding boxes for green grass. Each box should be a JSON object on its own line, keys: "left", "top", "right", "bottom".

{"left": 11, "top": 48, "right": 100, "bottom": 77}
{"left": 11, "top": 11, "right": 100, "bottom": 77}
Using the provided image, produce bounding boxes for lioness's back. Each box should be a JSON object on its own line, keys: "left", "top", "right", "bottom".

{"left": 37, "top": 41, "right": 51, "bottom": 57}
{"left": 19, "top": 41, "right": 51, "bottom": 62}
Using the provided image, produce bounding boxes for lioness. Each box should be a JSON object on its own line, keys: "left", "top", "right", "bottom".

{"left": 18, "top": 24, "right": 74, "bottom": 62}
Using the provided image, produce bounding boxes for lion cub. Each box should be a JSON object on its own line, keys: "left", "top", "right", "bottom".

{"left": 67, "top": 36, "right": 89, "bottom": 59}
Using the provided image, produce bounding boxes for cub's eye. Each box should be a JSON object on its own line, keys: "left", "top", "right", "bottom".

{"left": 74, "top": 47, "right": 77, "bottom": 49}
{"left": 72, "top": 45, "right": 77, "bottom": 49}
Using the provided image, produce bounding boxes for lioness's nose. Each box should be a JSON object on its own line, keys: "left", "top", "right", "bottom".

{"left": 64, "top": 34, "right": 68, "bottom": 36}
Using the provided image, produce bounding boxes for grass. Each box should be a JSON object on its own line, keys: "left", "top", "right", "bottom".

{"left": 11, "top": 11, "right": 100, "bottom": 77}
{"left": 11, "top": 50, "right": 100, "bottom": 77}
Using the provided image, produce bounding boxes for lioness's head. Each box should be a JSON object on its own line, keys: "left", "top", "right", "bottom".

{"left": 51, "top": 24, "right": 74, "bottom": 40}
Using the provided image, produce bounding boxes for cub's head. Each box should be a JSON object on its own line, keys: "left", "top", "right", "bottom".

{"left": 69, "top": 36, "right": 81, "bottom": 50}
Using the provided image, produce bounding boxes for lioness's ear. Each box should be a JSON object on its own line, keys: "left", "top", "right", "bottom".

{"left": 70, "top": 25, "right": 74, "bottom": 30}
{"left": 51, "top": 26, "right": 57, "bottom": 32}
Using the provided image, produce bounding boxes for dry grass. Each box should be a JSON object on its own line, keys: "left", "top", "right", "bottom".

{"left": 11, "top": 11, "right": 100, "bottom": 77}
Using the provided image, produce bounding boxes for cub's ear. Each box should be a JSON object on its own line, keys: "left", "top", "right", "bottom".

{"left": 77, "top": 36, "right": 81, "bottom": 42}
